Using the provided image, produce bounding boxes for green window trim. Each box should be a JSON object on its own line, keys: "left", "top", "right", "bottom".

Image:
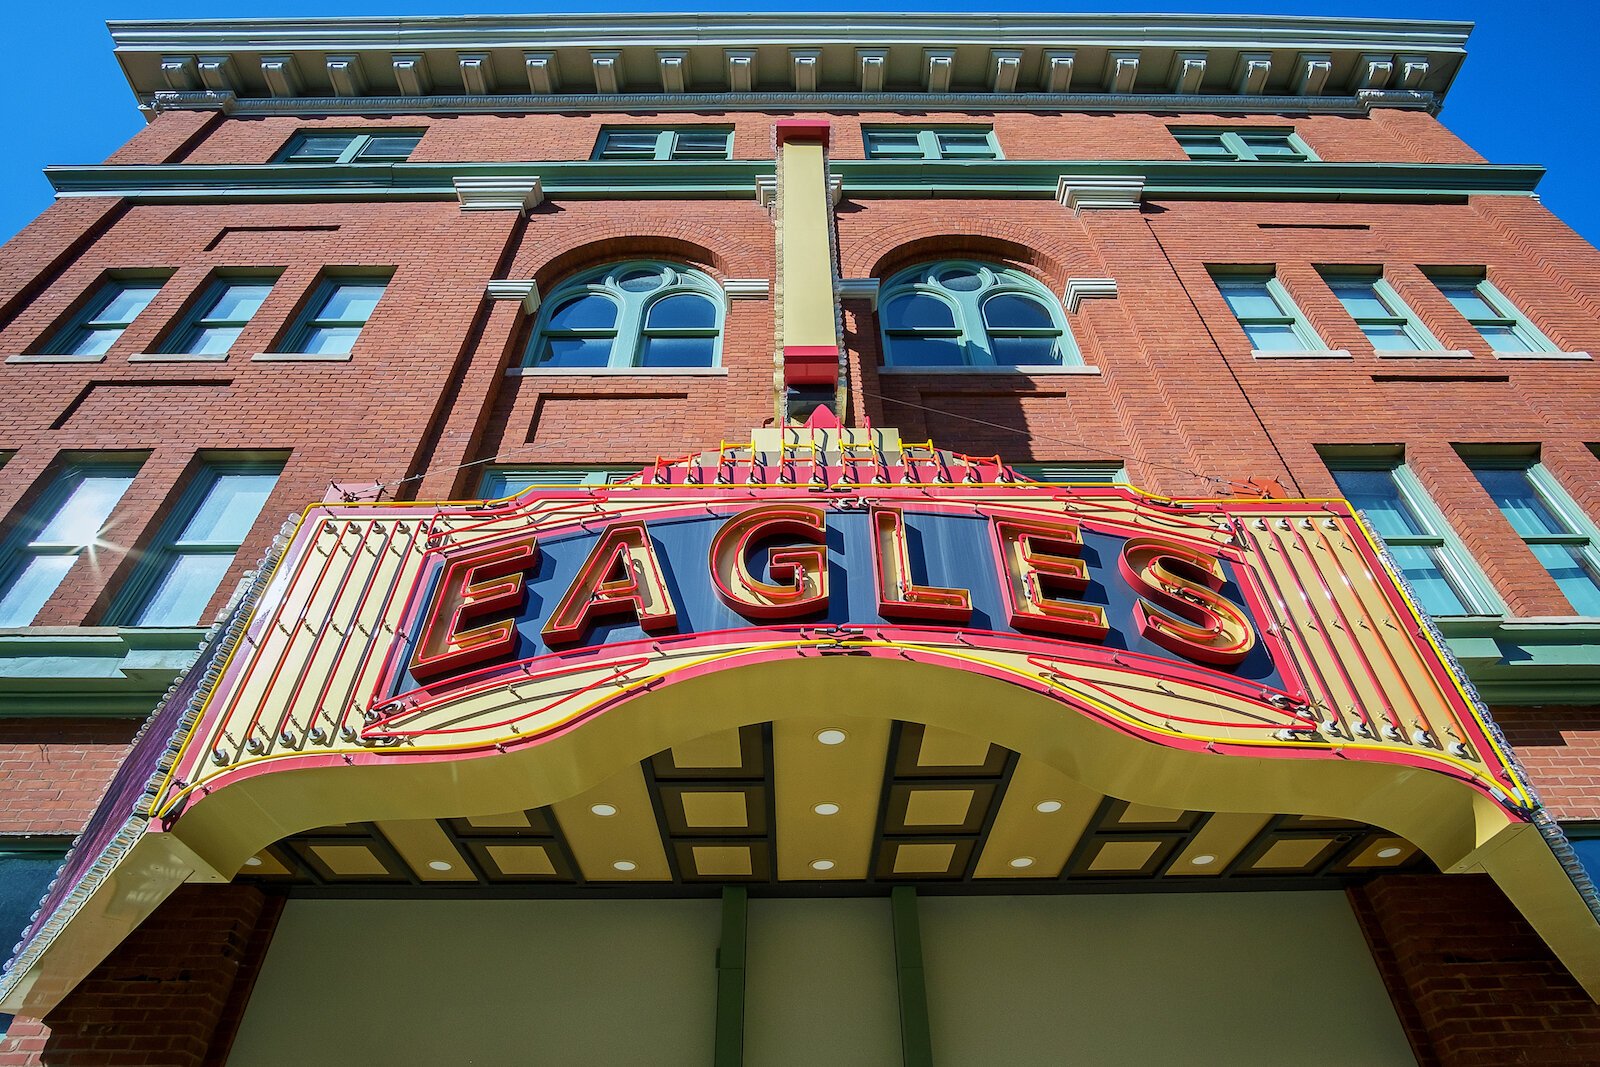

{"left": 479, "top": 466, "right": 641, "bottom": 497}
{"left": 1464, "top": 453, "right": 1600, "bottom": 617}
{"left": 523, "top": 261, "right": 724, "bottom": 371}
{"left": 109, "top": 460, "right": 285, "bottom": 627}
{"left": 1170, "top": 127, "right": 1315, "bottom": 162}
{"left": 1322, "top": 451, "right": 1501, "bottom": 618}
{"left": 1013, "top": 462, "right": 1126, "bottom": 484}
{"left": 274, "top": 275, "right": 390, "bottom": 356}
{"left": 1209, "top": 268, "right": 1323, "bottom": 354}
{"left": 592, "top": 128, "right": 733, "bottom": 161}
{"left": 0, "top": 458, "right": 146, "bottom": 627}
{"left": 1426, "top": 271, "right": 1558, "bottom": 354}
{"left": 878, "top": 260, "right": 1080, "bottom": 369}
{"left": 862, "top": 127, "right": 1001, "bottom": 161}
{"left": 158, "top": 275, "right": 279, "bottom": 357}
{"left": 1318, "top": 268, "right": 1441, "bottom": 353}
{"left": 275, "top": 130, "right": 423, "bottom": 164}
{"left": 39, "top": 276, "right": 168, "bottom": 357}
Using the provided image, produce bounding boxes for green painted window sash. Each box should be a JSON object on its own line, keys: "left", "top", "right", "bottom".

{"left": 523, "top": 261, "right": 724, "bottom": 370}
{"left": 1427, "top": 273, "right": 1558, "bottom": 353}
{"left": 1209, "top": 269, "right": 1323, "bottom": 351}
{"left": 479, "top": 466, "right": 640, "bottom": 496}
{"left": 1466, "top": 457, "right": 1600, "bottom": 616}
{"left": 862, "top": 126, "right": 1002, "bottom": 160}
{"left": 878, "top": 260, "right": 1078, "bottom": 368}
{"left": 276, "top": 131, "right": 423, "bottom": 164}
{"left": 1171, "top": 128, "right": 1315, "bottom": 162}
{"left": 593, "top": 128, "right": 732, "bottom": 161}
{"left": 1319, "top": 269, "right": 1441, "bottom": 351}
{"left": 276, "top": 275, "right": 389, "bottom": 354}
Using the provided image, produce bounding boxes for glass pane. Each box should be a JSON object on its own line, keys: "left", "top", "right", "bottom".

{"left": 548, "top": 294, "right": 618, "bottom": 330}
{"left": 639, "top": 335, "right": 715, "bottom": 368}
{"left": 540, "top": 336, "right": 614, "bottom": 367}
{"left": 646, "top": 294, "right": 716, "bottom": 330}
{"left": 0, "top": 555, "right": 77, "bottom": 627}
{"left": 983, "top": 294, "right": 1054, "bottom": 329}
{"left": 1175, "top": 134, "right": 1230, "bottom": 158}
{"left": 133, "top": 553, "right": 234, "bottom": 627}
{"left": 357, "top": 135, "right": 421, "bottom": 160}
{"left": 286, "top": 134, "right": 354, "bottom": 160}
{"left": 318, "top": 283, "right": 385, "bottom": 323}
{"left": 65, "top": 327, "right": 119, "bottom": 357}
{"left": 1478, "top": 325, "right": 1534, "bottom": 353}
{"left": 1474, "top": 469, "right": 1567, "bottom": 536}
{"left": 616, "top": 270, "right": 663, "bottom": 293}
{"left": 1331, "top": 470, "right": 1426, "bottom": 538}
{"left": 184, "top": 325, "right": 242, "bottom": 355}
{"left": 1362, "top": 325, "right": 1420, "bottom": 351}
{"left": 990, "top": 336, "right": 1059, "bottom": 366}
{"left": 883, "top": 294, "right": 955, "bottom": 331}
{"left": 935, "top": 132, "right": 996, "bottom": 158}
{"left": 865, "top": 132, "right": 923, "bottom": 158}
{"left": 1218, "top": 281, "right": 1281, "bottom": 319}
{"left": 1390, "top": 546, "right": 1469, "bottom": 616}
{"left": 1439, "top": 283, "right": 1497, "bottom": 320}
{"left": 1239, "top": 135, "right": 1299, "bottom": 157}
{"left": 601, "top": 132, "right": 659, "bottom": 156}
{"left": 91, "top": 284, "right": 162, "bottom": 326}
{"left": 937, "top": 268, "right": 982, "bottom": 292}
{"left": 1329, "top": 281, "right": 1389, "bottom": 320}
{"left": 481, "top": 472, "right": 542, "bottom": 497}
{"left": 301, "top": 326, "right": 362, "bottom": 355}
{"left": 1243, "top": 324, "right": 1308, "bottom": 352}
{"left": 1531, "top": 544, "right": 1600, "bottom": 616}
{"left": 182, "top": 473, "right": 279, "bottom": 544}
{"left": 205, "top": 283, "right": 274, "bottom": 322}
{"left": 887, "top": 336, "right": 964, "bottom": 366}
{"left": 36, "top": 474, "right": 135, "bottom": 545}
{"left": 671, "top": 132, "right": 728, "bottom": 158}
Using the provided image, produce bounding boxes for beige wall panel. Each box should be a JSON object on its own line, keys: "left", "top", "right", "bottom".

{"left": 773, "top": 716, "right": 890, "bottom": 880}
{"left": 552, "top": 763, "right": 672, "bottom": 881}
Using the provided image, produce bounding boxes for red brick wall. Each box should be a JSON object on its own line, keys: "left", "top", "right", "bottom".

{"left": 1493, "top": 707, "right": 1600, "bottom": 821}
{"left": 0, "top": 886, "right": 278, "bottom": 1067}
{"left": 0, "top": 720, "right": 136, "bottom": 835}
{"left": 1350, "top": 875, "right": 1600, "bottom": 1065}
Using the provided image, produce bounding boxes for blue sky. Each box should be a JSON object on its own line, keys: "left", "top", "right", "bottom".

{"left": 1, "top": 1, "right": 1595, "bottom": 247}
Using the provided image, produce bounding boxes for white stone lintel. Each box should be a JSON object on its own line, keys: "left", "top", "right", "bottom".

{"left": 722, "top": 279, "right": 770, "bottom": 299}
{"left": 1056, "top": 176, "right": 1144, "bottom": 212}
{"left": 454, "top": 175, "right": 544, "bottom": 213}
{"left": 836, "top": 277, "right": 881, "bottom": 308}
{"left": 485, "top": 279, "right": 541, "bottom": 312}
{"left": 1063, "top": 277, "right": 1118, "bottom": 313}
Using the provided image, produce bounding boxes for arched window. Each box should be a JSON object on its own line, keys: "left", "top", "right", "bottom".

{"left": 877, "top": 261, "right": 1080, "bottom": 368}
{"left": 525, "top": 262, "right": 723, "bottom": 369}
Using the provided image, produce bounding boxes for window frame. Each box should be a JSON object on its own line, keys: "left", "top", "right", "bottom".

{"left": 0, "top": 459, "right": 145, "bottom": 627}
{"left": 1013, "top": 462, "right": 1127, "bottom": 484}
{"left": 274, "top": 130, "right": 424, "bottom": 164}
{"left": 1425, "top": 271, "right": 1558, "bottom": 355}
{"left": 1318, "top": 268, "right": 1441, "bottom": 352}
{"left": 861, "top": 126, "right": 1002, "bottom": 161}
{"left": 158, "top": 274, "right": 279, "bottom": 357}
{"left": 39, "top": 276, "right": 168, "bottom": 357}
{"left": 591, "top": 128, "right": 733, "bottom": 161}
{"left": 274, "top": 274, "right": 390, "bottom": 356}
{"left": 522, "top": 261, "right": 725, "bottom": 371}
{"left": 1322, "top": 452, "right": 1501, "bottom": 618}
{"left": 1464, "top": 454, "right": 1600, "bottom": 616}
{"left": 108, "top": 459, "right": 285, "bottom": 627}
{"left": 1209, "top": 268, "right": 1324, "bottom": 353}
{"left": 1169, "top": 127, "right": 1316, "bottom": 162}
{"left": 876, "top": 260, "right": 1080, "bottom": 370}
{"left": 479, "top": 466, "right": 641, "bottom": 497}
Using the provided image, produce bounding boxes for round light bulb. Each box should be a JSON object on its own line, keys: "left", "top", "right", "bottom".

{"left": 428, "top": 860, "right": 453, "bottom": 872}
{"left": 810, "top": 859, "right": 835, "bottom": 871}
{"left": 813, "top": 803, "right": 840, "bottom": 816}
{"left": 1376, "top": 847, "right": 1403, "bottom": 859}
{"left": 1190, "top": 854, "right": 1217, "bottom": 866}
{"left": 613, "top": 860, "right": 638, "bottom": 872}
{"left": 243, "top": 856, "right": 263, "bottom": 868}
{"left": 815, "top": 729, "right": 848, "bottom": 746}
{"left": 1035, "top": 800, "right": 1063, "bottom": 814}
{"left": 1009, "top": 856, "right": 1035, "bottom": 869}
{"left": 590, "top": 803, "right": 618, "bottom": 817}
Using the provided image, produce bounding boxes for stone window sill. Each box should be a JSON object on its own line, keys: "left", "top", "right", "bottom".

{"left": 5, "top": 352, "right": 106, "bottom": 364}
{"left": 506, "top": 366, "right": 728, "bottom": 377}
{"left": 1373, "top": 349, "right": 1473, "bottom": 359}
{"left": 1250, "top": 349, "right": 1352, "bottom": 360}
{"left": 1493, "top": 350, "right": 1591, "bottom": 361}
{"left": 251, "top": 351, "right": 354, "bottom": 362}
{"left": 876, "top": 365, "right": 1101, "bottom": 375}
{"left": 129, "top": 351, "right": 230, "bottom": 362}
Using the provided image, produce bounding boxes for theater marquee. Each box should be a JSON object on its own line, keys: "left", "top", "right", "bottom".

{"left": 5, "top": 424, "right": 1599, "bottom": 1012}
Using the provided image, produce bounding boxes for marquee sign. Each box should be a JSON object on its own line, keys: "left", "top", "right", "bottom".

{"left": 7, "top": 424, "right": 1599, "bottom": 1014}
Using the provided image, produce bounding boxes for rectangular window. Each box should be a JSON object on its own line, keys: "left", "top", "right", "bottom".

{"left": 277, "top": 277, "right": 388, "bottom": 356}
{"left": 118, "top": 462, "right": 282, "bottom": 626}
{"left": 0, "top": 461, "right": 142, "bottom": 626}
{"left": 862, "top": 127, "right": 1001, "bottom": 160}
{"left": 1210, "top": 269, "right": 1321, "bottom": 352}
{"left": 42, "top": 278, "right": 165, "bottom": 357}
{"left": 1319, "top": 269, "right": 1439, "bottom": 352}
{"left": 592, "top": 129, "right": 732, "bottom": 161}
{"left": 1325, "top": 460, "right": 1495, "bottom": 617}
{"left": 160, "top": 276, "right": 277, "bottom": 356}
{"left": 1171, "top": 128, "right": 1314, "bottom": 162}
{"left": 1426, "top": 272, "right": 1557, "bottom": 354}
{"left": 276, "top": 131, "right": 422, "bottom": 164}
{"left": 1468, "top": 460, "right": 1600, "bottom": 615}
{"left": 479, "top": 466, "right": 639, "bottom": 497}
{"left": 1013, "top": 462, "right": 1126, "bottom": 484}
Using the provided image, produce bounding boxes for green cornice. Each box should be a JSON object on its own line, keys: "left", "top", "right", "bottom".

{"left": 1441, "top": 618, "right": 1600, "bottom": 705}
{"left": 0, "top": 628, "right": 205, "bottom": 717}
{"left": 44, "top": 159, "right": 1544, "bottom": 205}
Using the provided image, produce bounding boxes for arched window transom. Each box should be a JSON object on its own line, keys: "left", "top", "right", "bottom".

{"left": 525, "top": 262, "right": 723, "bottom": 369}
{"left": 878, "top": 261, "right": 1079, "bottom": 369}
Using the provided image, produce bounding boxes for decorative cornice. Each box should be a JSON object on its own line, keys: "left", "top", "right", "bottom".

{"left": 45, "top": 160, "right": 1545, "bottom": 205}
{"left": 836, "top": 277, "right": 881, "bottom": 308}
{"left": 756, "top": 172, "right": 842, "bottom": 210}
{"left": 110, "top": 14, "right": 1469, "bottom": 107}
{"left": 1439, "top": 618, "right": 1600, "bottom": 705}
{"left": 0, "top": 627, "right": 206, "bottom": 717}
{"left": 1057, "top": 175, "right": 1145, "bottom": 212}
{"left": 1063, "top": 277, "right": 1118, "bottom": 313}
{"left": 721, "top": 278, "right": 770, "bottom": 299}
{"left": 485, "top": 278, "right": 541, "bottom": 312}
{"left": 453, "top": 175, "right": 543, "bottom": 213}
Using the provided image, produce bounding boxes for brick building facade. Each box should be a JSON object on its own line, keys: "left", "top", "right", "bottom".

{"left": 0, "top": 12, "right": 1598, "bottom": 1064}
